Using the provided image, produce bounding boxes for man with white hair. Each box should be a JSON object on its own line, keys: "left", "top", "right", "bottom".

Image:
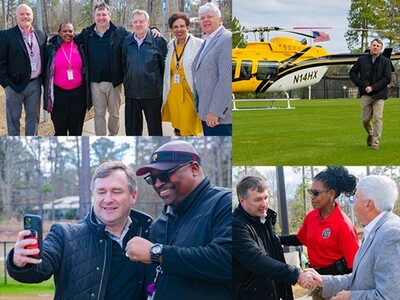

{"left": 193, "top": 2, "right": 232, "bottom": 136}
{"left": 0, "top": 4, "right": 47, "bottom": 135}
{"left": 315, "top": 175, "right": 400, "bottom": 300}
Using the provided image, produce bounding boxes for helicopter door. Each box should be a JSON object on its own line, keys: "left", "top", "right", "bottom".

{"left": 257, "top": 61, "right": 279, "bottom": 81}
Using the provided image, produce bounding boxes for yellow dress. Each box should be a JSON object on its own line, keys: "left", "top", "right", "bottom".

{"left": 162, "top": 44, "right": 203, "bottom": 136}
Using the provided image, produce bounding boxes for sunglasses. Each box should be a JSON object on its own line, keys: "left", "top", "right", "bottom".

{"left": 144, "top": 161, "right": 192, "bottom": 185}
{"left": 307, "top": 188, "right": 329, "bottom": 197}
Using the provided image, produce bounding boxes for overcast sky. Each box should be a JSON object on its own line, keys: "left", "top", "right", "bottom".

{"left": 232, "top": 0, "right": 352, "bottom": 53}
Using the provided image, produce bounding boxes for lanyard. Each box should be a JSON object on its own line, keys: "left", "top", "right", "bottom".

{"left": 25, "top": 34, "right": 34, "bottom": 57}
{"left": 173, "top": 35, "right": 190, "bottom": 69}
{"left": 61, "top": 40, "right": 74, "bottom": 70}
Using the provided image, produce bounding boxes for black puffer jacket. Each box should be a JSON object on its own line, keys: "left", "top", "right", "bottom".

{"left": 233, "top": 205, "right": 299, "bottom": 300}
{"left": 7, "top": 208, "right": 152, "bottom": 300}
{"left": 76, "top": 22, "right": 129, "bottom": 87}
{"left": 122, "top": 29, "right": 168, "bottom": 99}
{"left": 349, "top": 53, "right": 392, "bottom": 100}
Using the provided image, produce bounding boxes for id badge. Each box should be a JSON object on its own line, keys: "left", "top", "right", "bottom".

{"left": 67, "top": 70, "right": 74, "bottom": 80}
{"left": 174, "top": 73, "right": 180, "bottom": 84}
{"left": 31, "top": 62, "right": 36, "bottom": 72}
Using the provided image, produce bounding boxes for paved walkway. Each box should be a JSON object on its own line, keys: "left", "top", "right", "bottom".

{"left": 82, "top": 104, "right": 175, "bottom": 136}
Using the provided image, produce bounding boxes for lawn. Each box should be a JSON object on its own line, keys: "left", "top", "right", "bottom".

{"left": 233, "top": 98, "right": 400, "bottom": 165}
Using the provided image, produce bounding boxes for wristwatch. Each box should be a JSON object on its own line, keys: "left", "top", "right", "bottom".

{"left": 150, "top": 243, "right": 163, "bottom": 264}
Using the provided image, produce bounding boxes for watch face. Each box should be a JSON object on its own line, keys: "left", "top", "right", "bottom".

{"left": 152, "top": 244, "right": 162, "bottom": 255}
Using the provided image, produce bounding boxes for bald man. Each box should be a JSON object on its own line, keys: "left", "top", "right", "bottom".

{"left": 0, "top": 4, "right": 47, "bottom": 135}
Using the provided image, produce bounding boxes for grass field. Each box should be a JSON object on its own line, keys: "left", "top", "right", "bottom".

{"left": 233, "top": 98, "right": 400, "bottom": 165}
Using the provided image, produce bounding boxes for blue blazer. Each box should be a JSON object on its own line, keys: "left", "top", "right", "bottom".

{"left": 0, "top": 25, "right": 47, "bottom": 93}
{"left": 192, "top": 26, "right": 232, "bottom": 124}
{"left": 322, "top": 211, "right": 400, "bottom": 299}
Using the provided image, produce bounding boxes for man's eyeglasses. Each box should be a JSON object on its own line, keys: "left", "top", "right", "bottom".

{"left": 144, "top": 161, "right": 192, "bottom": 185}
{"left": 306, "top": 188, "right": 329, "bottom": 197}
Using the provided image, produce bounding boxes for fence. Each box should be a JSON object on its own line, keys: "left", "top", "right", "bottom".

{"left": 0, "top": 241, "right": 15, "bottom": 284}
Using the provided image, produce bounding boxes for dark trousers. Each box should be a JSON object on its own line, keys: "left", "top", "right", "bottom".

{"left": 52, "top": 84, "right": 87, "bottom": 136}
{"left": 202, "top": 121, "right": 232, "bottom": 136}
{"left": 125, "top": 97, "right": 162, "bottom": 136}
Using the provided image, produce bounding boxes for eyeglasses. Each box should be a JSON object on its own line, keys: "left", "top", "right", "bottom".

{"left": 307, "top": 188, "right": 329, "bottom": 197}
{"left": 144, "top": 161, "right": 192, "bottom": 185}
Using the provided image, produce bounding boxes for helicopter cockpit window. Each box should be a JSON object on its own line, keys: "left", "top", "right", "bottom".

{"left": 257, "top": 61, "right": 279, "bottom": 81}
{"left": 239, "top": 60, "right": 252, "bottom": 80}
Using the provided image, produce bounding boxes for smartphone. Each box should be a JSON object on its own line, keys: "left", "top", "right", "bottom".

{"left": 23, "top": 214, "right": 43, "bottom": 259}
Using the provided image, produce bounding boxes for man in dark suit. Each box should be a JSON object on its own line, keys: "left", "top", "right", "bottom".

{"left": 0, "top": 4, "right": 47, "bottom": 136}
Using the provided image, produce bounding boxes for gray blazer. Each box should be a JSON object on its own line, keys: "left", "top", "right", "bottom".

{"left": 322, "top": 211, "right": 400, "bottom": 299}
{"left": 192, "top": 26, "right": 232, "bottom": 124}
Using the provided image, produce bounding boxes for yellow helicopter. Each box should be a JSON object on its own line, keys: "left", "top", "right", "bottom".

{"left": 232, "top": 27, "right": 400, "bottom": 96}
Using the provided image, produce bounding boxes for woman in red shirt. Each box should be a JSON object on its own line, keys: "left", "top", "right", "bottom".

{"left": 281, "top": 167, "right": 359, "bottom": 298}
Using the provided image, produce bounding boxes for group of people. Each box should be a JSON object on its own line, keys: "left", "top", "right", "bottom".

{"left": 233, "top": 167, "right": 400, "bottom": 300}
{"left": 7, "top": 140, "right": 232, "bottom": 299}
{"left": 0, "top": 2, "right": 232, "bottom": 137}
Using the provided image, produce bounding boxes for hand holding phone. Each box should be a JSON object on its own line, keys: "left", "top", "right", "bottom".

{"left": 23, "top": 214, "right": 43, "bottom": 259}
{"left": 12, "top": 215, "right": 43, "bottom": 268}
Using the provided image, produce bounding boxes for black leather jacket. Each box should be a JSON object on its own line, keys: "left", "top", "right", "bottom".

{"left": 76, "top": 22, "right": 129, "bottom": 87}
{"left": 233, "top": 205, "right": 299, "bottom": 300}
{"left": 349, "top": 53, "right": 392, "bottom": 100}
{"left": 7, "top": 208, "right": 152, "bottom": 300}
{"left": 43, "top": 35, "right": 91, "bottom": 111}
{"left": 122, "top": 30, "right": 168, "bottom": 99}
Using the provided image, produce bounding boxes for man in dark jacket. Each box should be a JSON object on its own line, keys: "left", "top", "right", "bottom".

{"left": 232, "top": 175, "right": 321, "bottom": 300}
{"left": 349, "top": 38, "right": 392, "bottom": 150}
{"left": 7, "top": 162, "right": 152, "bottom": 300}
{"left": 122, "top": 9, "right": 168, "bottom": 136}
{"left": 0, "top": 4, "right": 47, "bottom": 136}
{"left": 125, "top": 140, "right": 232, "bottom": 300}
{"left": 75, "top": 1, "right": 129, "bottom": 136}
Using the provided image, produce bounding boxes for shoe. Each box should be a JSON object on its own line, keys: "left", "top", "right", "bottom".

{"left": 366, "top": 135, "right": 373, "bottom": 147}
{"left": 371, "top": 145, "right": 379, "bottom": 150}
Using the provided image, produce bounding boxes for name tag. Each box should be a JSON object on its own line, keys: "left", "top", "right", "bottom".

{"left": 174, "top": 73, "right": 180, "bottom": 84}
{"left": 67, "top": 70, "right": 74, "bottom": 80}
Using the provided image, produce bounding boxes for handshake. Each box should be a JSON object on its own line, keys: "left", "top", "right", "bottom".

{"left": 297, "top": 268, "right": 323, "bottom": 289}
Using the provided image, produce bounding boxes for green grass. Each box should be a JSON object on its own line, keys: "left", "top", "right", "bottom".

{"left": 0, "top": 282, "right": 54, "bottom": 294}
{"left": 233, "top": 98, "right": 400, "bottom": 165}
{"left": 0, "top": 263, "right": 54, "bottom": 294}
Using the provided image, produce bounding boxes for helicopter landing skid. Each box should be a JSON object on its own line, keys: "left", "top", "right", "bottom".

{"left": 232, "top": 92, "right": 299, "bottom": 111}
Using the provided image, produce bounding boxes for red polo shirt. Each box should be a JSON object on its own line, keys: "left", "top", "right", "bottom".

{"left": 297, "top": 203, "right": 359, "bottom": 268}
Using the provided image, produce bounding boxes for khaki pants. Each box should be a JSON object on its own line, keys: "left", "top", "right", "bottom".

{"left": 90, "top": 82, "right": 122, "bottom": 136}
{"left": 361, "top": 95, "right": 384, "bottom": 147}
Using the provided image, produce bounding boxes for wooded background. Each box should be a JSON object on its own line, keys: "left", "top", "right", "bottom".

{"left": 0, "top": 136, "right": 232, "bottom": 221}
{"left": 0, "top": 0, "right": 232, "bottom": 38}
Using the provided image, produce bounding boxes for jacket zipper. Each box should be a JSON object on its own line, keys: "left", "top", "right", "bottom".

{"left": 97, "top": 239, "right": 108, "bottom": 300}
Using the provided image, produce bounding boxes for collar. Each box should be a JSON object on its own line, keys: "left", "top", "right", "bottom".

{"left": 237, "top": 204, "right": 277, "bottom": 225}
{"left": 363, "top": 211, "right": 387, "bottom": 241}
{"left": 167, "top": 177, "right": 210, "bottom": 216}
{"left": 18, "top": 25, "right": 33, "bottom": 35}
{"left": 205, "top": 25, "right": 222, "bottom": 39}
{"left": 95, "top": 215, "right": 132, "bottom": 248}
{"left": 94, "top": 24, "right": 110, "bottom": 37}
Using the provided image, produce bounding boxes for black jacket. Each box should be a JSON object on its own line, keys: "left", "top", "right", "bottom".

{"left": 43, "top": 35, "right": 91, "bottom": 112}
{"left": 0, "top": 25, "right": 47, "bottom": 92}
{"left": 233, "top": 205, "right": 299, "bottom": 300}
{"left": 149, "top": 178, "right": 232, "bottom": 300}
{"left": 122, "top": 30, "right": 168, "bottom": 99}
{"left": 349, "top": 53, "right": 392, "bottom": 100}
{"left": 76, "top": 22, "right": 129, "bottom": 87}
{"left": 7, "top": 208, "right": 152, "bottom": 300}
